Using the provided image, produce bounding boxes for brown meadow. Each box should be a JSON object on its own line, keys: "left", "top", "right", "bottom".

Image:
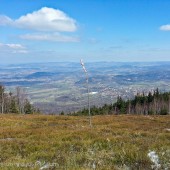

{"left": 0, "top": 114, "right": 169, "bottom": 169}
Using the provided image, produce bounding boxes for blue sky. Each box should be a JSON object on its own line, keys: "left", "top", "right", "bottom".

{"left": 0, "top": 0, "right": 170, "bottom": 64}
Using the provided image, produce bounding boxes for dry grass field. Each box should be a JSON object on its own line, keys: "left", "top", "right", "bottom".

{"left": 0, "top": 114, "right": 170, "bottom": 169}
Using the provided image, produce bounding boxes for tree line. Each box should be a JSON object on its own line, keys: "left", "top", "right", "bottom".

{"left": 0, "top": 84, "right": 37, "bottom": 114}
{"left": 71, "top": 89, "right": 170, "bottom": 116}
{"left": 1, "top": 83, "right": 169, "bottom": 115}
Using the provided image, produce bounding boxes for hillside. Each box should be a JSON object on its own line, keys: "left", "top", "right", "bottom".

{"left": 74, "top": 89, "right": 170, "bottom": 116}
{"left": 0, "top": 114, "right": 169, "bottom": 169}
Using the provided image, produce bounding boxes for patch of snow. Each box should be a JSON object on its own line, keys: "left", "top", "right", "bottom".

{"left": 89, "top": 92, "right": 98, "bottom": 95}
{"left": 148, "top": 151, "right": 161, "bottom": 169}
{"left": 40, "top": 164, "right": 50, "bottom": 170}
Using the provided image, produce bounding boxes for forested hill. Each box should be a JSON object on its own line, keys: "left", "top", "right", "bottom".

{"left": 72, "top": 89, "right": 170, "bottom": 116}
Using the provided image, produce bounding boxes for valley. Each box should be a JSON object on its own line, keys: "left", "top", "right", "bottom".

{"left": 1, "top": 62, "right": 170, "bottom": 113}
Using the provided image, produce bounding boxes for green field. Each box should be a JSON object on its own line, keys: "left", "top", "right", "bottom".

{"left": 0, "top": 114, "right": 170, "bottom": 169}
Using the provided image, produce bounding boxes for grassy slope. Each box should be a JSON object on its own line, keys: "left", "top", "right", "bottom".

{"left": 0, "top": 114, "right": 170, "bottom": 170}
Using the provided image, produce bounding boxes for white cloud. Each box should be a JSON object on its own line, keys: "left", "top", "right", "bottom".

{"left": 0, "top": 7, "right": 77, "bottom": 32}
{"left": 20, "top": 33, "right": 79, "bottom": 42}
{"left": 0, "top": 15, "right": 12, "bottom": 26}
{"left": 6, "top": 43, "right": 25, "bottom": 49}
{"left": 0, "top": 43, "right": 28, "bottom": 53}
{"left": 160, "top": 24, "right": 170, "bottom": 31}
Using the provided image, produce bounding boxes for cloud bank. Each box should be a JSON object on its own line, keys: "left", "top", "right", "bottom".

{"left": 0, "top": 7, "right": 77, "bottom": 32}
